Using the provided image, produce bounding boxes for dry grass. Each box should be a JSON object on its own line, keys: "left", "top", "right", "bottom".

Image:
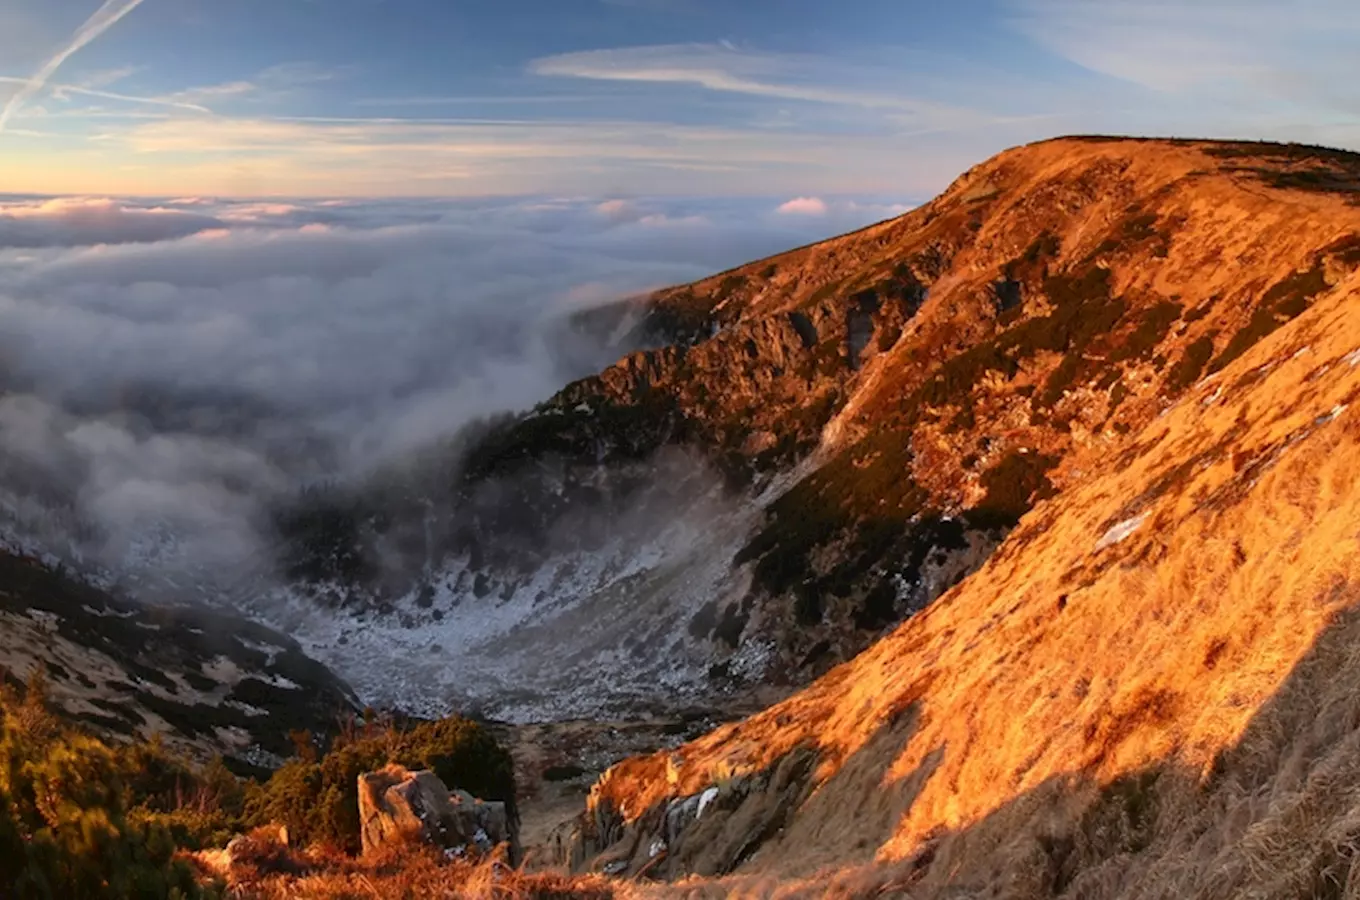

{"left": 197, "top": 830, "right": 623, "bottom": 900}
{"left": 579, "top": 154, "right": 1360, "bottom": 895}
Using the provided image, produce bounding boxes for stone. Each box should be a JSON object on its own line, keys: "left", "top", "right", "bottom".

{"left": 358, "top": 764, "right": 514, "bottom": 859}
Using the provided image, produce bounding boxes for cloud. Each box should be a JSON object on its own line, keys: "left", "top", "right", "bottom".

{"left": 595, "top": 199, "right": 641, "bottom": 222}
{"left": 0, "top": 76, "right": 212, "bottom": 115}
{"left": 35, "top": 112, "right": 989, "bottom": 198}
{"left": 530, "top": 43, "right": 966, "bottom": 120}
{"left": 0, "top": 197, "right": 224, "bottom": 247}
{"left": 776, "top": 196, "right": 828, "bottom": 216}
{"left": 0, "top": 193, "right": 905, "bottom": 583}
{"left": 0, "top": 0, "right": 148, "bottom": 134}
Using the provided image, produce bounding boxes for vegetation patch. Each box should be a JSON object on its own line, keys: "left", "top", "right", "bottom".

{"left": 246, "top": 717, "right": 515, "bottom": 855}
{"left": 1210, "top": 261, "right": 1329, "bottom": 373}
{"left": 975, "top": 451, "right": 1060, "bottom": 524}
{"left": 1166, "top": 334, "right": 1218, "bottom": 393}
{"left": 0, "top": 673, "right": 230, "bottom": 898}
{"left": 1082, "top": 209, "right": 1171, "bottom": 263}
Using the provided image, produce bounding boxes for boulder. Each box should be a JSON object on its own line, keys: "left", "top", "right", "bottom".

{"left": 357, "top": 764, "right": 515, "bottom": 859}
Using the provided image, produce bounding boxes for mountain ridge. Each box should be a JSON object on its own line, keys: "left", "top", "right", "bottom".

{"left": 543, "top": 136, "right": 1360, "bottom": 896}
{"left": 385, "top": 135, "right": 1360, "bottom": 695}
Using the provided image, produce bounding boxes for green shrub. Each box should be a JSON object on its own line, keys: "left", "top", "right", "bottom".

{"left": 0, "top": 673, "right": 216, "bottom": 899}
{"left": 244, "top": 717, "right": 515, "bottom": 855}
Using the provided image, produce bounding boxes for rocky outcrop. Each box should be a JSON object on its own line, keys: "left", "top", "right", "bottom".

{"left": 562, "top": 747, "right": 818, "bottom": 880}
{"left": 358, "top": 765, "right": 516, "bottom": 861}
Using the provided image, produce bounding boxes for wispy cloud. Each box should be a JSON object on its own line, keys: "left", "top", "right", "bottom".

{"left": 0, "top": 0, "right": 148, "bottom": 134}
{"left": 74, "top": 65, "right": 141, "bottom": 90}
{"left": 25, "top": 111, "right": 985, "bottom": 197}
{"left": 2, "top": 78, "right": 211, "bottom": 114}
{"left": 353, "top": 95, "right": 600, "bottom": 108}
{"left": 530, "top": 43, "right": 965, "bottom": 121}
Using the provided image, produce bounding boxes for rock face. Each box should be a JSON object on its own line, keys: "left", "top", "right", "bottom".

{"left": 358, "top": 765, "right": 516, "bottom": 861}
{"left": 0, "top": 548, "right": 358, "bottom": 765}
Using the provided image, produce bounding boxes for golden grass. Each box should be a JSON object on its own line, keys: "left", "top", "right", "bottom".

{"left": 198, "top": 830, "right": 623, "bottom": 900}
{"left": 583, "top": 191, "right": 1360, "bottom": 895}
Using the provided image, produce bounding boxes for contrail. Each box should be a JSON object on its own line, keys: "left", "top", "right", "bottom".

{"left": 0, "top": 0, "right": 148, "bottom": 134}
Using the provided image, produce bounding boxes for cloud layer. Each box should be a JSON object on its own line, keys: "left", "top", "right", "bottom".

{"left": 0, "top": 192, "right": 908, "bottom": 589}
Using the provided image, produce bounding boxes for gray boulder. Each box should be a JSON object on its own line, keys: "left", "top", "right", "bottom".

{"left": 357, "top": 764, "right": 515, "bottom": 859}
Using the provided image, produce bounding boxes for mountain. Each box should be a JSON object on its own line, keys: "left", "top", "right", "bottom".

{"left": 268, "top": 136, "right": 1360, "bottom": 727}
{"left": 536, "top": 137, "right": 1360, "bottom": 894}
{"left": 8, "top": 135, "right": 1360, "bottom": 896}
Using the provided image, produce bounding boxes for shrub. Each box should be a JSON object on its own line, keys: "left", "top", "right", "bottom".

{"left": 0, "top": 673, "right": 216, "bottom": 899}
{"left": 244, "top": 717, "right": 515, "bottom": 855}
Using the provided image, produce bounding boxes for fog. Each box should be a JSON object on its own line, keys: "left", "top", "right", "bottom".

{"left": 0, "top": 191, "right": 906, "bottom": 598}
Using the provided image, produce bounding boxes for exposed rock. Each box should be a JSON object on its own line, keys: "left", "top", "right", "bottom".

{"left": 566, "top": 747, "right": 817, "bottom": 880}
{"left": 358, "top": 764, "right": 516, "bottom": 861}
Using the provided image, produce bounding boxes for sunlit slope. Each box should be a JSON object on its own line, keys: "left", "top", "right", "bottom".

{"left": 572, "top": 229, "right": 1360, "bottom": 895}
{"left": 451, "top": 137, "right": 1360, "bottom": 693}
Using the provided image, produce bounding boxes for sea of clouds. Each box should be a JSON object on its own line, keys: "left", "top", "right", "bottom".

{"left": 0, "top": 191, "right": 909, "bottom": 596}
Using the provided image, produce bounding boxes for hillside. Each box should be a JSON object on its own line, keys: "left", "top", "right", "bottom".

{"left": 280, "top": 136, "right": 1360, "bottom": 724}
{"left": 0, "top": 548, "right": 358, "bottom": 769}
{"left": 545, "top": 139, "right": 1360, "bottom": 895}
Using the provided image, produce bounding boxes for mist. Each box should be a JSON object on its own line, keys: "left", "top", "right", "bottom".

{"left": 0, "top": 191, "right": 905, "bottom": 604}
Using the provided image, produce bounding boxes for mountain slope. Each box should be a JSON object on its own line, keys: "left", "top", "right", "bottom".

{"left": 550, "top": 141, "right": 1360, "bottom": 895}
{"left": 0, "top": 548, "right": 358, "bottom": 768}
{"left": 281, "top": 137, "right": 1360, "bottom": 722}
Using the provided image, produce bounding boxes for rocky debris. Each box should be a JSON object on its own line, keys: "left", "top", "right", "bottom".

{"left": 358, "top": 764, "right": 517, "bottom": 862}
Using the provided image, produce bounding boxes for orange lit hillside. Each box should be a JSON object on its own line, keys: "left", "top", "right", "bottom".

{"left": 567, "top": 147, "right": 1360, "bottom": 897}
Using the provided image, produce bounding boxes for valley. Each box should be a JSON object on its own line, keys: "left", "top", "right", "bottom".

{"left": 10, "top": 135, "right": 1360, "bottom": 896}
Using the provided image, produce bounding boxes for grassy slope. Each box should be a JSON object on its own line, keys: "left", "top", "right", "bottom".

{"left": 571, "top": 142, "right": 1360, "bottom": 895}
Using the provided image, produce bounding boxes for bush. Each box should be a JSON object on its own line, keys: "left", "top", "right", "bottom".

{"left": 0, "top": 672, "right": 216, "bottom": 899}
{"left": 244, "top": 717, "right": 515, "bottom": 855}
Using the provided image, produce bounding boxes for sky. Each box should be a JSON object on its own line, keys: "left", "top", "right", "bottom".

{"left": 2, "top": 0, "right": 1359, "bottom": 199}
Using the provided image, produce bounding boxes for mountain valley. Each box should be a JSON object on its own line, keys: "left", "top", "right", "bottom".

{"left": 11, "top": 135, "right": 1360, "bottom": 896}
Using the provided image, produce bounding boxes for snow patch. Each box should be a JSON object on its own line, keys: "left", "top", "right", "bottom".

{"left": 1096, "top": 513, "right": 1147, "bottom": 551}
{"left": 696, "top": 786, "right": 720, "bottom": 819}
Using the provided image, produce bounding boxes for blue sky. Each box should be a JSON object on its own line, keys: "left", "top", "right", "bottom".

{"left": 1, "top": 0, "right": 1358, "bottom": 197}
